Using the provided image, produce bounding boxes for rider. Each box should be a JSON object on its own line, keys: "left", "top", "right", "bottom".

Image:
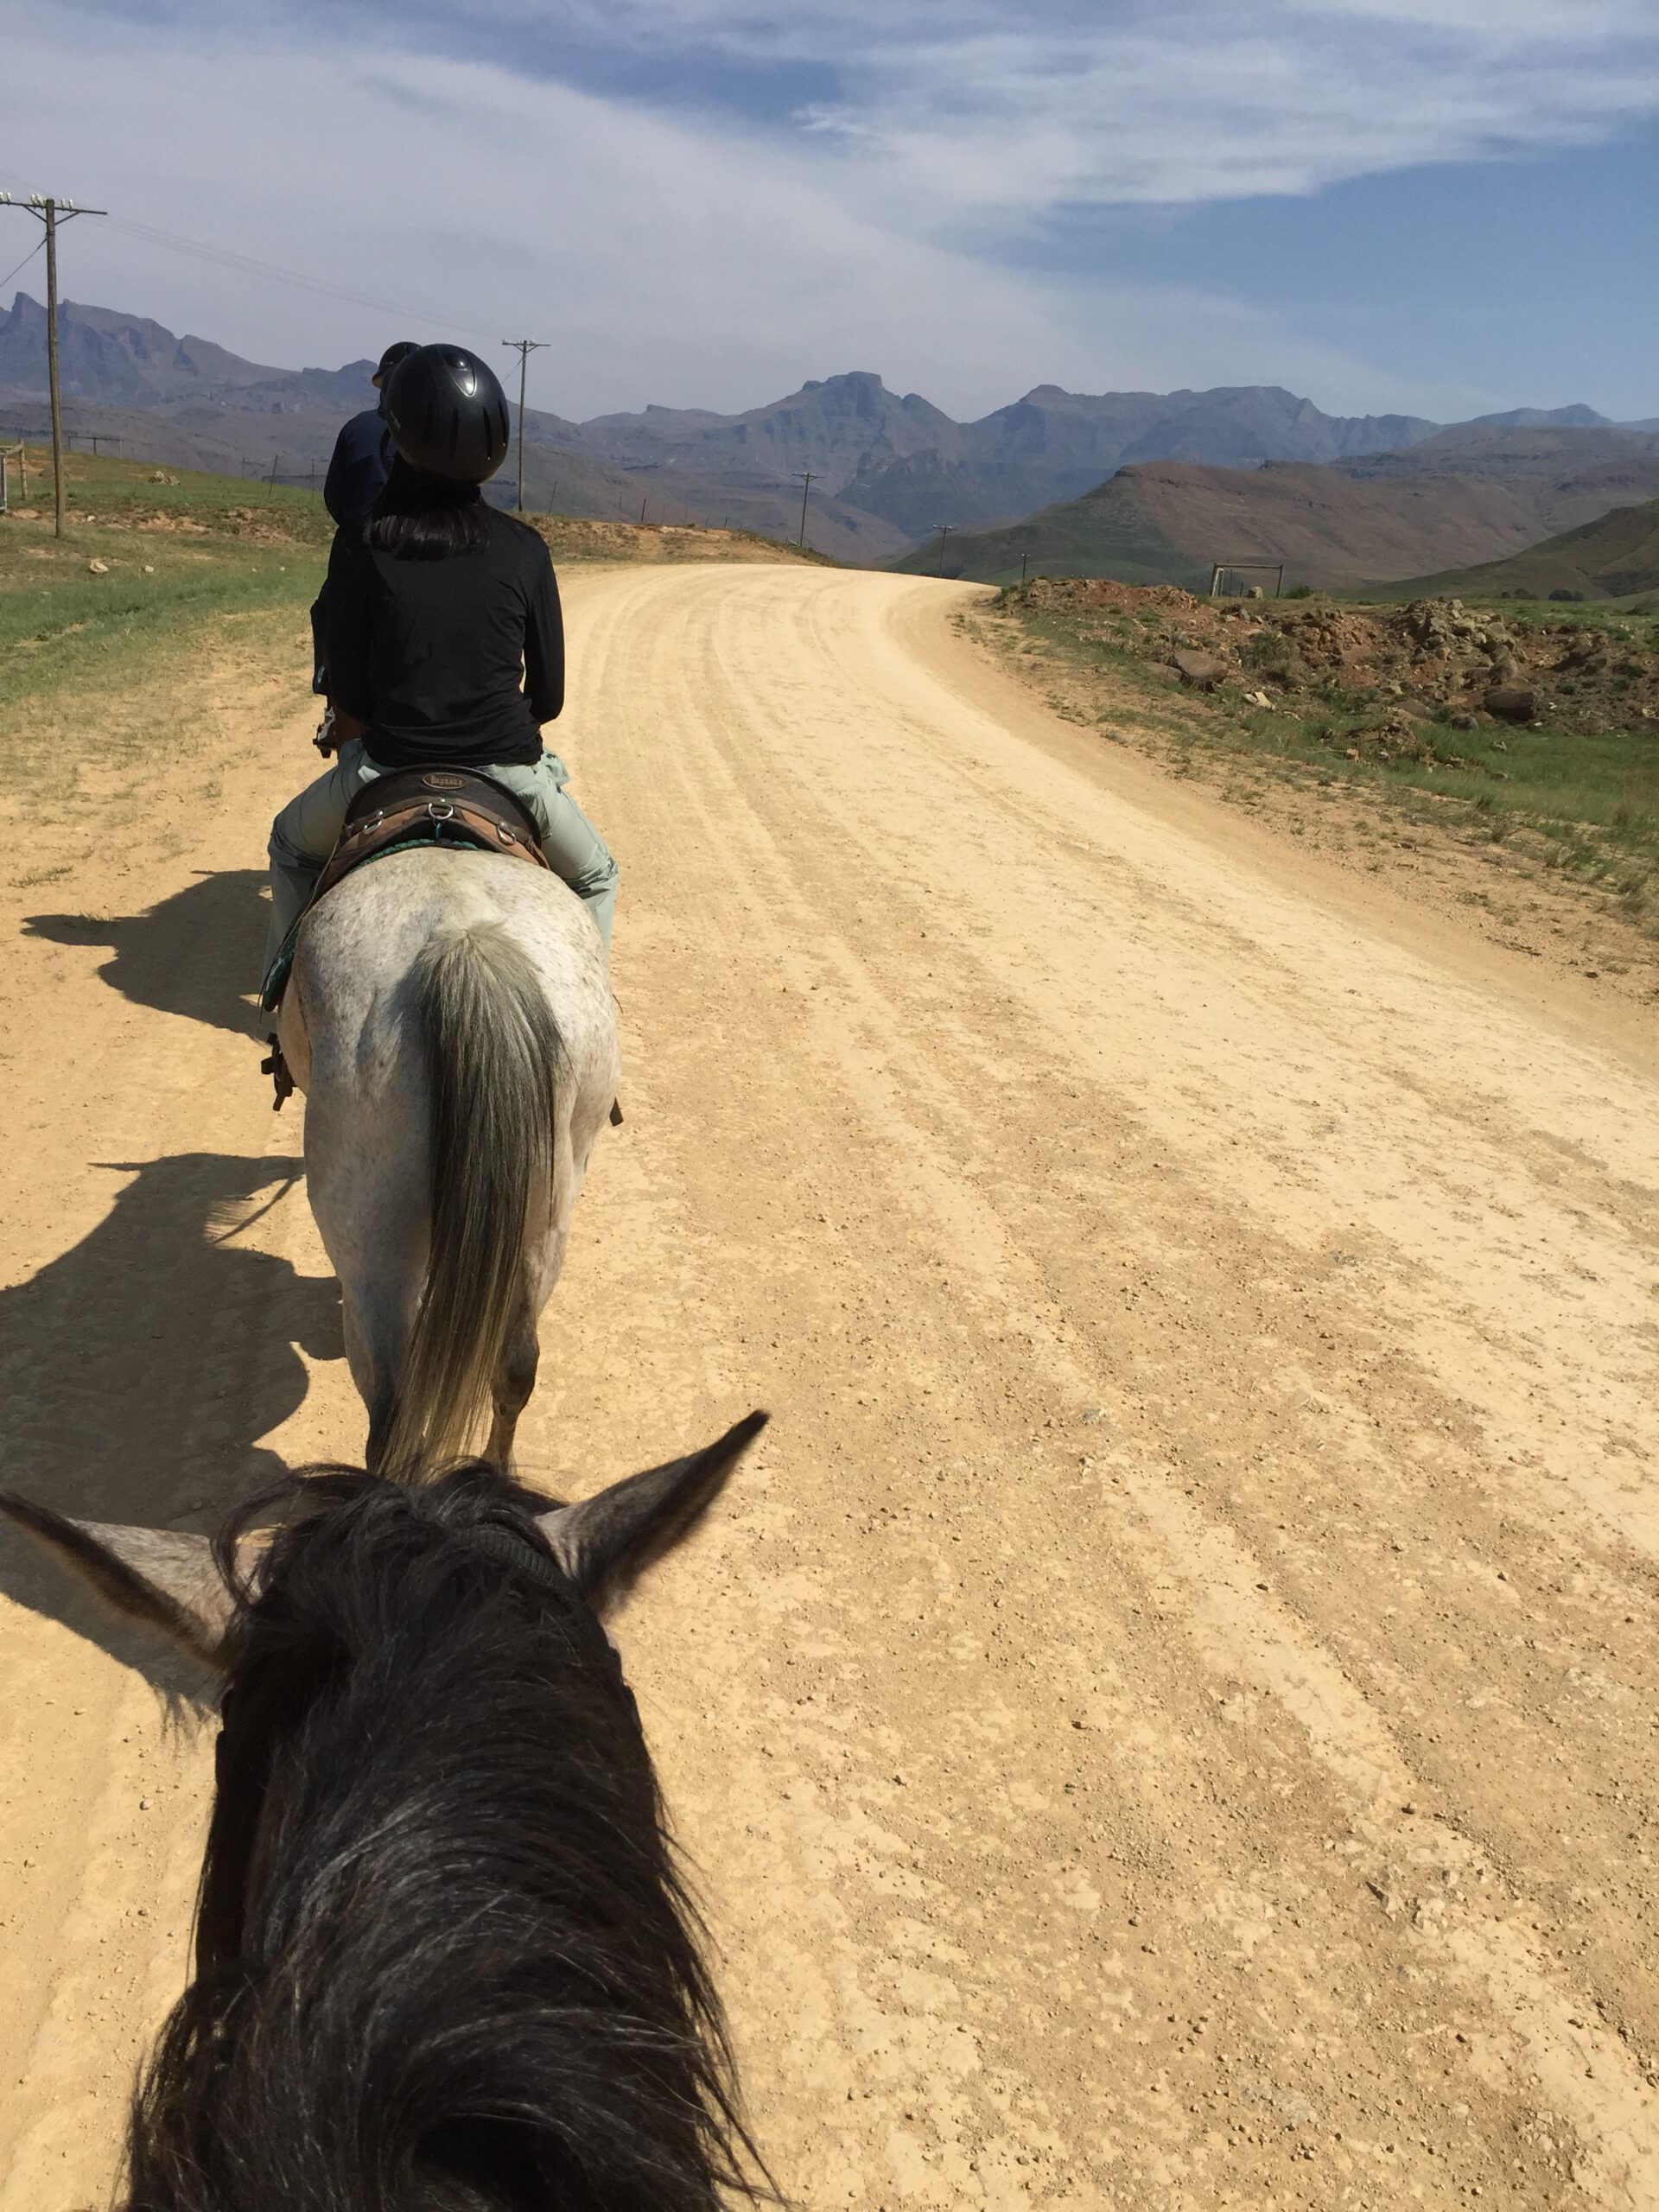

{"left": 323, "top": 339, "right": 417, "bottom": 528}
{"left": 267, "top": 344, "right": 619, "bottom": 972}
{"left": 311, "top": 340, "right": 416, "bottom": 703}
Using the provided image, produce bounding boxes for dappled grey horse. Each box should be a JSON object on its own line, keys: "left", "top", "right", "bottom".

{"left": 276, "top": 846, "right": 620, "bottom": 1471}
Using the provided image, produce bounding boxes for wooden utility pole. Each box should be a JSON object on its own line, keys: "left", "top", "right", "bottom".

{"left": 1, "top": 194, "right": 107, "bottom": 538}
{"left": 934, "top": 523, "right": 954, "bottom": 576}
{"left": 501, "top": 338, "right": 548, "bottom": 512}
{"left": 795, "top": 470, "right": 817, "bottom": 548}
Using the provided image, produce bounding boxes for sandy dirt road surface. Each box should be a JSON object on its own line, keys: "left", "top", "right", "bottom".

{"left": 0, "top": 564, "right": 1656, "bottom": 2209}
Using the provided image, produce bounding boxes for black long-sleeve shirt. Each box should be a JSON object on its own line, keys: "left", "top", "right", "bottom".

{"left": 319, "top": 508, "right": 564, "bottom": 771}
{"left": 323, "top": 408, "right": 393, "bottom": 528}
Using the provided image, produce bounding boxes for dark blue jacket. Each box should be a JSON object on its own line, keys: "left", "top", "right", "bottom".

{"left": 323, "top": 406, "right": 393, "bottom": 528}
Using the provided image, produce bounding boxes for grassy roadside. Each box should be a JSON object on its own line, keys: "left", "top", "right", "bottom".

{"left": 0, "top": 450, "right": 326, "bottom": 874}
{"left": 1, "top": 448, "right": 327, "bottom": 721}
{"left": 963, "top": 579, "right": 1659, "bottom": 998}
{"left": 529, "top": 512, "right": 840, "bottom": 567}
{"left": 985, "top": 580, "right": 1659, "bottom": 937}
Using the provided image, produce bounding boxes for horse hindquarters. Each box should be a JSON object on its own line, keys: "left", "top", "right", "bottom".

{"left": 288, "top": 853, "right": 618, "bottom": 1473}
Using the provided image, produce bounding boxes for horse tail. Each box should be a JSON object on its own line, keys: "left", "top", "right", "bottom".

{"left": 382, "top": 921, "right": 561, "bottom": 1475}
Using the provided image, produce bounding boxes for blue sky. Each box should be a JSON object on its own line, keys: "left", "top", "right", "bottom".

{"left": 3, "top": 0, "right": 1656, "bottom": 422}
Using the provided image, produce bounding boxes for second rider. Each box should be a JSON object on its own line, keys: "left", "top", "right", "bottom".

{"left": 266, "top": 345, "right": 618, "bottom": 972}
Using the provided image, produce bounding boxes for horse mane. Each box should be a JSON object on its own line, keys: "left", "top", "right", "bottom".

{"left": 125, "top": 1465, "right": 767, "bottom": 2212}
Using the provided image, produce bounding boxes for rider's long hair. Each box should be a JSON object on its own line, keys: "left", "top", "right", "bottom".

{"left": 365, "top": 458, "right": 493, "bottom": 561}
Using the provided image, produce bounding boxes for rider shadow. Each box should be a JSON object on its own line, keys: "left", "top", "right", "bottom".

{"left": 0, "top": 1151, "right": 343, "bottom": 1686}
{"left": 23, "top": 869, "right": 268, "bottom": 1040}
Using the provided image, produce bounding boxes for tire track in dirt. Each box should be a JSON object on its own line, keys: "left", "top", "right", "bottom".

{"left": 1, "top": 569, "right": 1656, "bottom": 2209}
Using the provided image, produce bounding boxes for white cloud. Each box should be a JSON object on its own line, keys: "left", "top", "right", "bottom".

{"left": 719, "top": 2, "right": 1659, "bottom": 220}
{"left": 3, "top": 1, "right": 1653, "bottom": 419}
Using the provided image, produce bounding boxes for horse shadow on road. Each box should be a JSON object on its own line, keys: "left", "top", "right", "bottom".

{"left": 23, "top": 869, "right": 268, "bottom": 1039}
{"left": 0, "top": 1150, "right": 343, "bottom": 1682}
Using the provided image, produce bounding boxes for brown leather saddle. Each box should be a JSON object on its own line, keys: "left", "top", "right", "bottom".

{"left": 260, "top": 765, "right": 549, "bottom": 1016}
{"left": 319, "top": 765, "right": 550, "bottom": 903}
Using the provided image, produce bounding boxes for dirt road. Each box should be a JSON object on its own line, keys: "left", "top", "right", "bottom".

{"left": 1, "top": 566, "right": 1656, "bottom": 2209}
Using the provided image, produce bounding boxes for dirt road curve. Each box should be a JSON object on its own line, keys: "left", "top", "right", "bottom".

{"left": 1, "top": 565, "right": 1656, "bottom": 2209}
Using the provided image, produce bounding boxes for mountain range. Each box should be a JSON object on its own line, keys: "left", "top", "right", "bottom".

{"left": 2, "top": 291, "right": 1653, "bottom": 579}
{"left": 893, "top": 425, "right": 1659, "bottom": 593}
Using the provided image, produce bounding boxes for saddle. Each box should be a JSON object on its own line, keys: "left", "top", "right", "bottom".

{"left": 261, "top": 765, "right": 550, "bottom": 1014}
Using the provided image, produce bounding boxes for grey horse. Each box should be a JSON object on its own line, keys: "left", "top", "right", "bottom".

{"left": 276, "top": 847, "right": 620, "bottom": 1472}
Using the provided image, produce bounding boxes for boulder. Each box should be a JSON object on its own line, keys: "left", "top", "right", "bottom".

{"left": 1484, "top": 686, "right": 1538, "bottom": 724}
{"left": 1170, "top": 650, "right": 1227, "bottom": 690}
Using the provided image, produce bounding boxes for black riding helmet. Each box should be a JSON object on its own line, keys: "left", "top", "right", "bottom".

{"left": 372, "top": 340, "right": 418, "bottom": 389}
{"left": 383, "top": 345, "right": 512, "bottom": 485}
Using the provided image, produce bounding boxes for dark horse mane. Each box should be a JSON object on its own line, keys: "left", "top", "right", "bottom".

{"left": 125, "top": 1464, "right": 766, "bottom": 2212}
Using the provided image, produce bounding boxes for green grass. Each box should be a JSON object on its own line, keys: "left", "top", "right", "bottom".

{"left": 0, "top": 449, "right": 328, "bottom": 715}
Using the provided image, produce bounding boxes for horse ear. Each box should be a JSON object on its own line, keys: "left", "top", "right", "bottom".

{"left": 0, "top": 1492, "right": 238, "bottom": 1669}
{"left": 538, "top": 1410, "right": 767, "bottom": 1611}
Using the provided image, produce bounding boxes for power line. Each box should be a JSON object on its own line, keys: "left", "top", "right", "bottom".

{"left": 99, "top": 212, "right": 496, "bottom": 342}
{"left": 0, "top": 233, "right": 44, "bottom": 294}
{"left": 0, "top": 157, "right": 490, "bottom": 340}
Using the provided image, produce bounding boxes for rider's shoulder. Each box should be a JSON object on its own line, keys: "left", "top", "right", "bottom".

{"left": 492, "top": 507, "right": 553, "bottom": 562}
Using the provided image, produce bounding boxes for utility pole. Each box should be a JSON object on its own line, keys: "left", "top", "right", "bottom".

{"left": 1020, "top": 550, "right": 1031, "bottom": 587}
{"left": 1, "top": 194, "right": 107, "bottom": 538}
{"left": 639, "top": 496, "right": 648, "bottom": 524}
{"left": 795, "top": 470, "right": 817, "bottom": 548}
{"left": 501, "top": 338, "right": 548, "bottom": 512}
{"left": 934, "top": 523, "right": 954, "bottom": 577}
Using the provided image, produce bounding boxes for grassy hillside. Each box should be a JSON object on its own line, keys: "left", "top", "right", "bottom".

{"left": 0, "top": 448, "right": 330, "bottom": 721}
{"left": 1114, "top": 461, "right": 1545, "bottom": 588}
{"left": 1386, "top": 496, "right": 1659, "bottom": 603}
{"left": 889, "top": 474, "right": 1206, "bottom": 589}
{"left": 890, "top": 455, "right": 1561, "bottom": 593}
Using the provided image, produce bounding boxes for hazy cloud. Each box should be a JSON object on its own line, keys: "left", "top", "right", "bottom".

{"left": 4, "top": 2, "right": 1655, "bottom": 417}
